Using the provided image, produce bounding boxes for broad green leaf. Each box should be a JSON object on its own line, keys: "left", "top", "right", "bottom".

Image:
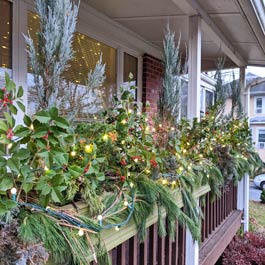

{"left": 14, "top": 126, "right": 30, "bottom": 138}
{"left": 0, "top": 157, "right": 6, "bottom": 167}
{"left": 0, "top": 177, "right": 13, "bottom": 192}
{"left": 15, "top": 148, "right": 31, "bottom": 160}
{"left": 17, "top": 101, "right": 25, "bottom": 112}
{"left": 0, "top": 120, "right": 8, "bottom": 132}
{"left": 23, "top": 115, "right": 32, "bottom": 127}
{"left": 35, "top": 110, "right": 51, "bottom": 123}
{"left": 8, "top": 104, "right": 17, "bottom": 115}
{"left": 49, "top": 107, "right": 58, "bottom": 119}
{"left": 54, "top": 117, "right": 69, "bottom": 129}
{"left": 17, "top": 86, "right": 24, "bottom": 98}
{"left": 68, "top": 165, "right": 83, "bottom": 178}
{"left": 7, "top": 158, "right": 20, "bottom": 174}
{"left": 4, "top": 112, "right": 14, "bottom": 127}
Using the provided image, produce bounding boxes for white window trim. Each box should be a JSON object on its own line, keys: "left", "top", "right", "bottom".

{"left": 256, "top": 127, "right": 265, "bottom": 149}
{"left": 254, "top": 96, "right": 265, "bottom": 114}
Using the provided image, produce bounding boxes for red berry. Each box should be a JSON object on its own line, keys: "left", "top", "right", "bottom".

{"left": 120, "top": 159, "right": 127, "bottom": 166}
{"left": 120, "top": 176, "right": 126, "bottom": 182}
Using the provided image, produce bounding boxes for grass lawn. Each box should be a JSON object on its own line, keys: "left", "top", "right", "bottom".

{"left": 249, "top": 200, "right": 265, "bottom": 234}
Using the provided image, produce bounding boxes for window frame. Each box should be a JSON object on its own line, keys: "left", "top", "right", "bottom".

{"left": 257, "top": 128, "right": 265, "bottom": 149}
{"left": 254, "top": 96, "right": 265, "bottom": 114}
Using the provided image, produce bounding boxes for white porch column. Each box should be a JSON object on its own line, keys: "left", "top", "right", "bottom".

{"left": 185, "top": 16, "right": 201, "bottom": 265}
{"left": 237, "top": 67, "right": 249, "bottom": 232}
{"left": 187, "top": 15, "right": 201, "bottom": 120}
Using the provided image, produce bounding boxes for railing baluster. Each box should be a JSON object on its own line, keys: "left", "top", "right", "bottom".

{"left": 149, "top": 224, "right": 157, "bottom": 265}
{"left": 172, "top": 221, "right": 179, "bottom": 265}
{"left": 129, "top": 234, "right": 138, "bottom": 265}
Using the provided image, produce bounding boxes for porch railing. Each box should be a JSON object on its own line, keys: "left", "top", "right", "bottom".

{"left": 57, "top": 184, "right": 242, "bottom": 265}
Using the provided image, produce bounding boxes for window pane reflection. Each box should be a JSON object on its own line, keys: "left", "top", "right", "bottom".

{"left": 27, "top": 12, "right": 117, "bottom": 117}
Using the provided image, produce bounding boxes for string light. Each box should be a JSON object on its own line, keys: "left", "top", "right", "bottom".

{"left": 124, "top": 200, "right": 129, "bottom": 207}
{"left": 129, "top": 182, "right": 134, "bottom": 188}
{"left": 84, "top": 144, "right": 93, "bottom": 153}
{"left": 29, "top": 124, "right": 34, "bottom": 130}
{"left": 7, "top": 143, "right": 12, "bottom": 149}
{"left": 97, "top": 215, "right": 103, "bottom": 226}
{"left": 182, "top": 149, "right": 187, "bottom": 154}
{"left": 102, "top": 134, "right": 108, "bottom": 141}
{"left": 115, "top": 226, "right": 120, "bottom": 231}
{"left": 128, "top": 109, "right": 132, "bottom": 114}
{"left": 121, "top": 119, "right": 127, "bottom": 125}
{"left": 134, "top": 158, "right": 139, "bottom": 163}
{"left": 145, "top": 169, "right": 151, "bottom": 174}
{"left": 44, "top": 166, "right": 49, "bottom": 172}
{"left": 172, "top": 180, "right": 176, "bottom": 185}
{"left": 171, "top": 127, "right": 175, "bottom": 131}
{"left": 152, "top": 128, "right": 156, "bottom": 132}
{"left": 121, "top": 140, "right": 125, "bottom": 145}
{"left": 78, "top": 229, "right": 84, "bottom": 236}
{"left": 162, "top": 179, "right": 167, "bottom": 185}
{"left": 70, "top": 150, "right": 76, "bottom": 157}
{"left": 199, "top": 154, "right": 203, "bottom": 158}
{"left": 159, "top": 124, "right": 162, "bottom": 128}
{"left": 10, "top": 187, "right": 17, "bottom": 201}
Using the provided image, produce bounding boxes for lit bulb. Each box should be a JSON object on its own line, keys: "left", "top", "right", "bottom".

{"left": 179, "top": 166, "right": 184, "bottom": 171}
{"left": 188, "top": 166, "right": 192, "bottom": 170}
{"left": 162, "top": 179, "right": 167, "bottom": 185}
{"left": 172, "top": 181, "right": 176, "bottom": 185}
{"left": 159, "top": 124, "right": 162, "bottom": 128}
{"left": 146, "top": 169, "right": 151, "bottom": 174}
{"left": 145, "top": 118, "right": 148, "bottom": 122}
{"left": 30, "top": 124, "right": 34, "bottom": 130}
{"left": 85, "top": 144, "right": 93, "bottom": 153}
{"left": 97, "top": 215, "right": 103, "bottom": 221}
{"left": 182, "top": 149, "right": 187, "bottom": 154}
{"left": 128, "top": 109, "right": 132, "bottom": 114}
{"left": 121, "top": 140, "right": 125, "bottom": 145}
{"left": 78, "top": 229, "right": 84, "bottom": 236}
{"left": 152, "top": 128, "right": 156, "bottom": 132}
{"left": 171, "top": 127, "right": 175, "bottom": 131}
{"left": 10, "top": 187, "right": 17, "bottom": 195}
{"left": 115, "top": 226, "right": 120, "bottom": 231}
{"left": 129, "top": 182, "right": 134, "bottom": 188}
{"left": 70, "top": 151, "right": 76, "bottom": 157}
{"left": 207, "top": 174, "right": 210, "bottom": 178}
{"left": 134, "top": 158, "right": 138, "bottom": 163}
{"left": 7, "top": 143, "right": 12, "bottom": 149}
{"left": 124, "top": 200, "right": 129, "bottom": 207}
{"left": 102, "top": 134, "right": 108, "bottom": 141}
{"left": 199, "top": 154, "right": 203, "bottom": 158}
{"left": 121, "top": 119, "right": 127, "bottom": 125}
{"left": 145, "top": 126, "right": 149, "bottom": 132}
{"left": 44, "top": 166, "right": 49, "bottom": 172}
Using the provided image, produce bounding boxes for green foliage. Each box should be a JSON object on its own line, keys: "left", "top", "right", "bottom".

{"left": 260, "top": 190, "right": 265, "bottom": 203}
{"left": 159, "top": 24, "right": 183, "bottom": 125}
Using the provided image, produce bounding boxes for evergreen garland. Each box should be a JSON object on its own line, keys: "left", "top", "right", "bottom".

{"left": 230, "top": 71, "right": 243, "bottom": 118}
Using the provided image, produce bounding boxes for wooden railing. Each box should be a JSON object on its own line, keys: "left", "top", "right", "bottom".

{"left": 200, "top": 181, "right": 238, "bottom": 244}
{"left": 55, "top": 184, "right": 242, "bottom": 265}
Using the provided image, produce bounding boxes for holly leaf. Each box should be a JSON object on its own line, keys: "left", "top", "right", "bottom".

{"left": 68, "top": 165, "right": 83, "bottom": 178}
{"left": 17, "top": 86, "right": 24, "bottom": 98}
{"left": 35, "top": 111, "right": 51, "bottom": 123}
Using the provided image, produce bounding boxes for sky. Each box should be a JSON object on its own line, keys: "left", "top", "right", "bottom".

{"left": 247, "top": 66, "right": 265, "bottom": 77}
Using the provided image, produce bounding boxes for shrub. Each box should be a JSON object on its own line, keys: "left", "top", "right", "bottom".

{"left": 260, "top": 190, "right": 265, "bottom": 203}
{"left": 222, "top": 232, "right": 265, "bottom": 265}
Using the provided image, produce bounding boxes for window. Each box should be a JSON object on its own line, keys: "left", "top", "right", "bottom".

{"left": 255, "top": 97, "right": 263, "bottom": 114}
{"left": 27, "top": 12, "right": 117, "bottom": 116}
{"left": 123, "top": 53, "right": 138, "bottom": 99}
{"left": 205, "top": 90, "right": 214, "bottom": 110}
{"left": 258, "top": 129, "right": 265, "bottom": 149}
{"left": 0, "top": 0, "right": 12, "bottom": 87}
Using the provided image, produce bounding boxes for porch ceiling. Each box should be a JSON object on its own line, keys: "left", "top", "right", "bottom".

{"left": 85, "top": 0, "right": 265, "bottom": 70}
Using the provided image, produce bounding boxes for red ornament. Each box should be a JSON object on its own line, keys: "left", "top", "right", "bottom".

{"left": 42, "top": 134, "right": 49, "bottom": 140}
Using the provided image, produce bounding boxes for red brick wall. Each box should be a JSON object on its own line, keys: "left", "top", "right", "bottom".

{"left": 142, "top": 54, "right": 163, "bottom": 116}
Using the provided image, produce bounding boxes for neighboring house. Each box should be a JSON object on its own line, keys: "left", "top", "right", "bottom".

{"left": 224, "top": 72, "right": 265, "bottom": 162}
{"left": 1, "top": 0, "right": 265, "bottom": 265}
{"left": 249, "top": 79, "right": 265, "bottom": 161}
